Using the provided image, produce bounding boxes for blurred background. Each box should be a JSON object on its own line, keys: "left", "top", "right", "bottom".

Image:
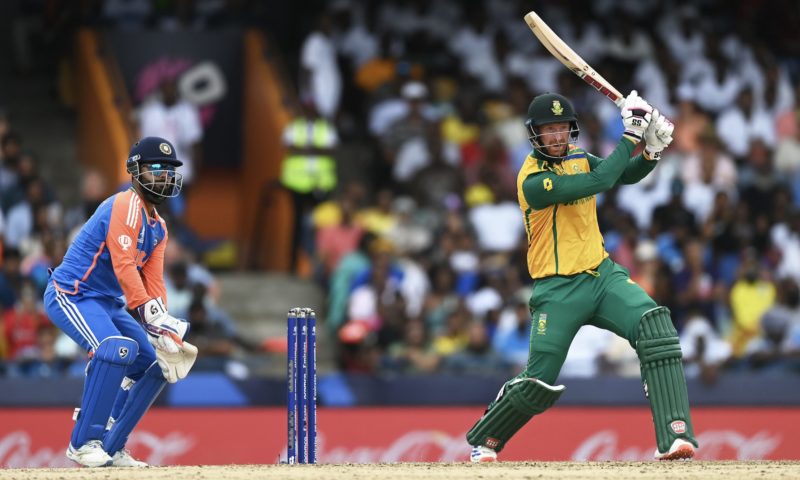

{"left": 0, "top": 0, "right": 799, "bottom": 466}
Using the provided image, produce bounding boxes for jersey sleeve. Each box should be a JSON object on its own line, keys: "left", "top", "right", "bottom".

{"left": 587, "top": 150, "right": 656, "bottom": 186}
{"left": 522, "top": 138, "right": 636, "bottom": 209}
{"left": 106, "top": 193, "right": 150, "bottom": 309}
{"left": 141, "top": 220, "right": 168, "bottom": 307}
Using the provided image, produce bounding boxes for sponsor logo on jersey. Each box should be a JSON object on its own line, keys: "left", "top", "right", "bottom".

{"left": 670, "top": 420, "right": 687, "bottom": 434}
{"left": 543, "top": 178, "right": 553, "bottom": 191}
{"left": 118, "top": 234, "right": 132, "bottom": 251}
{"left": 537, "top": 313, "right": 548, "bottom": 335}
{"left": 159, "top": 143, "right": 172, "bottom": 155}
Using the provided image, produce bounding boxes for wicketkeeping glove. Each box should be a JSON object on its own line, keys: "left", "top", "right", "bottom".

{"left": 643, "top": 108, "right": 674, "bottom": 160}
{"left": 620, "top": 90, "right": 652, "bottom": 144}
{"left": 137, "top": 297, "right": 183, "bottom": 354}
{"left": 137, "top": 297, "right": 197, "bottom": 383}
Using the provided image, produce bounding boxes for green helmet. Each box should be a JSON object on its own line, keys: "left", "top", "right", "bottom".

{"left": 525, "top": 92, "right": 580, "bottom": 160}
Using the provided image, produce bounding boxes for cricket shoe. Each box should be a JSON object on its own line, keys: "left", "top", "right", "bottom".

{"left": 66, "top": 440, "right": 113, "bottom": 467}
{"left": 654, "top": 438, "right": 695, "bottom": 461}
{"left": 110, "top": 449, "right": 149, "bottom": 467}
{"left": 470, "top": 445, "right": 498, "bottom": 463}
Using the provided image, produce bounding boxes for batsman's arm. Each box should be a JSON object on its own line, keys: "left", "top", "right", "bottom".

{"left": 523, "top": 138, "right": 636, "bottom": 209}
{"left": 587, "top": 151, "right": 657, "bottom": 186}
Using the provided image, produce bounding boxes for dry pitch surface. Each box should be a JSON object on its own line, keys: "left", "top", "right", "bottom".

{"left": 1, "top": 462, "right": 799, "bottom": 480}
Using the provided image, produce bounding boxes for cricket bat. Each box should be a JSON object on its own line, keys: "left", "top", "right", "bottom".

{"left": 524, "top": 11, "right": 624, "bottom": 107}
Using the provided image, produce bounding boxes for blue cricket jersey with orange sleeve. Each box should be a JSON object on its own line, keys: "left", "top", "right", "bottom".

{"left": 51, "top": 188, "right": 168, "bottom": 309}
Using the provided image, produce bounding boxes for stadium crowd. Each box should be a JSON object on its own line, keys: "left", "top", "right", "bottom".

{"left": 2, "top": 0, "right": 800, "bottom": 385}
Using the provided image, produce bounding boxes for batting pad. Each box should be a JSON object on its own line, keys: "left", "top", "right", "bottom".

{"left": 103, "top": 361, "right": 167, "bottom": 455}
{"left": 636, "top": 307, "right": 698, "bottom": 453}
{"left": 71, "top": 336, "right": 138, "bottom": 449}
{"left": 467, "top": 377, "right": 564, "bottom": 452}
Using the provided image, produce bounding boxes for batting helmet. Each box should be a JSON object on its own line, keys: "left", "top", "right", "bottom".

{"left": 524, "top": 93, "right": 580, "bottom": 159}
{"left": 126, "top": 137, "right": 183, "bottom": 204}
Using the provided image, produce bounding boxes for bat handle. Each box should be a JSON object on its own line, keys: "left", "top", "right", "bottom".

{"left": 614, "top": 97, "right": 624, "bottom": 108}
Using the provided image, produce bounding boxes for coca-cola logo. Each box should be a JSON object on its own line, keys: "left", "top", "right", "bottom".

{"left": 571, "top": 429, "right": 781, "bottom": 461}
{"left": 0, "top": 430, "right": 194, "bottom": 467}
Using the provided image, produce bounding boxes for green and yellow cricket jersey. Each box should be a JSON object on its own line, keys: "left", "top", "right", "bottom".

{"left": 517, "top": 138, "right": 656, "bottom": 279}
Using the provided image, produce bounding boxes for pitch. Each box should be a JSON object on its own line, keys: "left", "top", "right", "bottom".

{"left": 1, "top": 462, "right": 799, "bottom": 480}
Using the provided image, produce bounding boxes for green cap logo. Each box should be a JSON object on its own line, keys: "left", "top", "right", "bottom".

{"left": 551, "top": 100, "right": 563, "bottom": 115}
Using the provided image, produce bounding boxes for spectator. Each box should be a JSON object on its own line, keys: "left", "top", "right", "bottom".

{"left": 315, "top": 195, "right": 364, "bottom": 281}
{"left": 7, "top": 323, "right": 72, "bottom": 378}
{"left": 729, "top": 252, "right": 776, "bottom": 356}
{"left": 0, "top": 248, "right": 24, "bottom": 309}
{"left": 679, "top": 312, "right": 733, "bottom": 384}
{"left": 716, "top": 88, "right": 776, "bottom": 159}
{"left": 744, "top": 278, "right": 800, "bottom": 371}
{"left": 384, "top": 319, "right": 440, "bottom": 373}
{"left": 492, "top": 300, "right": 531, "bottom": 368}
{"left": 300, "top": 13, "right": 342, "bottom": 119}
{"left": 63, "top": 169, "right": 107, "bottom": 237}
{"left": 0, "top": 132, "right": 22, "bottom": 195}
{"left": 138, "top": 76, "right": 203, "bottom": 187}
{"left": 681, "top": 129, "right": 738, "bottom": 223}
{"left": 2, "top": 281, "right": 46, "bottom": 360}
{"left": 432, "top": 304, "right": 470, "bottom": 357}
{"left": 444, "top": 320, "right": 506, "bottom": 374}
{"left": 279, "top": 99, "right": 339, "bottom": 273}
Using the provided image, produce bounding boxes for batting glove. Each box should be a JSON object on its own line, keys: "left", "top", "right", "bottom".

{"left": 621, "top": 90, "right": 652, "bottom": 144}
{"left": 643, "top": 109, "right": 674, "bottom": 160}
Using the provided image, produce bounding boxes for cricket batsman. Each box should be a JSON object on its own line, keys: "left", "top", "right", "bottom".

{"left": 43, "top": 137, "right": 198, "bottom": 467}
{"left": 467, "top": 91, "right": 698, "bottom": 462}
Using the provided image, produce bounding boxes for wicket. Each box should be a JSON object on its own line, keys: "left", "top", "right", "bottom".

{"left": 287, "top": 307, "right": 317, "bottom": 464}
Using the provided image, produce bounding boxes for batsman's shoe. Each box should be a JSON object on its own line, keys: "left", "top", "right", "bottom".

{"left": 470, "top": 445, "right": 498, "bottom": 463}
{"left": 66, "top": 440, "right": 113, "bottom": 467}
{"left": 110, "top": 449, "right": 148, "bottom": 467}
{"left": 655, "top": 438, "right": 695, "bottom": 461}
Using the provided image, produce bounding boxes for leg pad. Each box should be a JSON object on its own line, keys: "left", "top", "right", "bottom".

{"left": 636, "top": 307, "right": 698, "bottom": 453}
{"left": 466, "top": 377, "right": 564, "bottom": 452}
{"left": 103, "top": 361, "right": 167, "bottom": 455}
{"left": 71, "top": 337, "right": 138, "bottom": 448}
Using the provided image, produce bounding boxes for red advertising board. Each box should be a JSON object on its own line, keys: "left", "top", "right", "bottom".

{"left": 0, "top": 407, "right": 797, "bottom": 467}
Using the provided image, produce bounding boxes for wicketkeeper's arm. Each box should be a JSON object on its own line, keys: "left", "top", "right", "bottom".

{"left": 523, "top": 137, "right": 635, "bottom": 209}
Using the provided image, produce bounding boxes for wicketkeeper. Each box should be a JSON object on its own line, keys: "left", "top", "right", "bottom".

{"left": 43, "top": 137, "right": 198, "bottom": 467}
{"left": 467, "top": 91, "right": 698, "bottom": 462}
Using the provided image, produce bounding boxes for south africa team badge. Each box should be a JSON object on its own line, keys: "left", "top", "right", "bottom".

{"left": 537, "top": 313, "right": 548, "bottom": 335}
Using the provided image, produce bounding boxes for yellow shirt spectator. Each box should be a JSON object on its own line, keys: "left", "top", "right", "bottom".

{"left": 730, "top": 278, "right": 776, "bottom": 356}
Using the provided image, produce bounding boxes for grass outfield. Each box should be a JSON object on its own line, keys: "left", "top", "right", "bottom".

{"left": 1, "top": 462, "right": 799, "bottom": 480}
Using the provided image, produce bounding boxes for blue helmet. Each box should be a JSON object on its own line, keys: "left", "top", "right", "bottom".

{"left": 126, "top": 137, "right": 183, "bottom": 204}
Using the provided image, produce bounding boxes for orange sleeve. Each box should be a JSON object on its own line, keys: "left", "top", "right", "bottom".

{"left": 141, "top": 219, "right": 168, "bottom": 307}
{"left": 106, "top": 192, "right": 150, "bottom": 309}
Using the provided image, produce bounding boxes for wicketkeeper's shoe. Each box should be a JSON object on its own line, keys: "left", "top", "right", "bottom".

{"left": 66, "top": 440, "right": 113, "bottom": 467}
{"left": 470, "top": 445, "right": 498, "bottom": 463}
{"left": 654, "top": 438, "right": 695, "bottom": 461}
{"left": 110, "top": 449, "right": 149, "bottom": 467}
